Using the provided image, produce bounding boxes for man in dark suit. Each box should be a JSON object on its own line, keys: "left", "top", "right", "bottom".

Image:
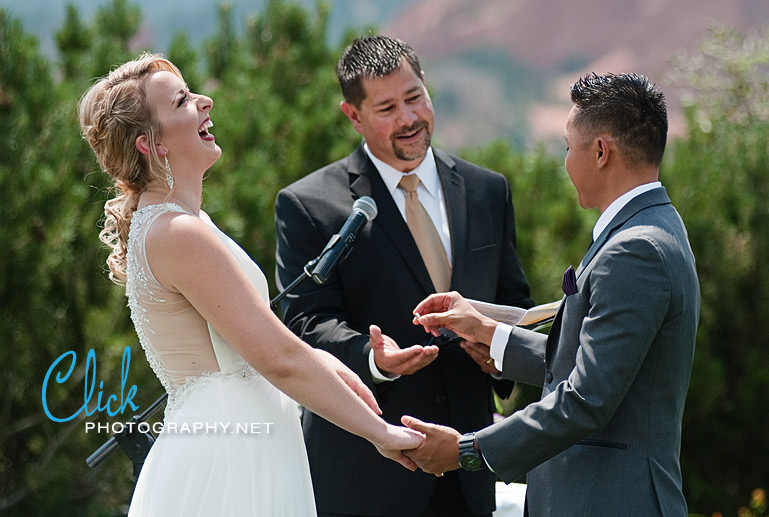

{"left": 274, "top": 35, "right": 532, "bottom": 516}
{"left": 403, "top": 73, "right": 700, "bottom": 516}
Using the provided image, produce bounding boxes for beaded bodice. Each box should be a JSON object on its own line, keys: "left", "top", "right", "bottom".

{"left": 126, "top": 203, "right": 266, "bottom": 415}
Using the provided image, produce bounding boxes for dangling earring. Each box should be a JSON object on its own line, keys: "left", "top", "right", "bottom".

{"left": 164, "top": 156, "right": 174, "bottom": 189}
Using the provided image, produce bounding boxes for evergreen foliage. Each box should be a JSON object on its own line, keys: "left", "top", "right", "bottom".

{"left": 0, "top": 2, "right": 766, "bottom": 514}
{"left": 664, "top": 25, "right": 769, "bottom": 514}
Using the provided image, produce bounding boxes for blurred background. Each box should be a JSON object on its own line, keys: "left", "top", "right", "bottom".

{"left": 0, "top": 0, "right": 767, "bottom": 515}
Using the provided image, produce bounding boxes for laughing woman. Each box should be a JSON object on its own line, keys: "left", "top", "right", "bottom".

{"left": 78, "top": 53, "right": 422, "bottom": 516}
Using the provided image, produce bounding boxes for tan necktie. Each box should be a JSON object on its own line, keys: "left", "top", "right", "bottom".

{"left": 398, "top": 174, "right": 452, "bottom": 292}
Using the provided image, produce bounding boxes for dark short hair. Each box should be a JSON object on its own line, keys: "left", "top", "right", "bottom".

{"left": 569, "top": 72, "right": 668, "bottom": 167}
{"left": 336, "top": 35, "right": 422, "bottom": 107}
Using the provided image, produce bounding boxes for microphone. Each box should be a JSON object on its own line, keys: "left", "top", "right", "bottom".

{"left": 311, "top": 196, "right": 377, "bottom": 285}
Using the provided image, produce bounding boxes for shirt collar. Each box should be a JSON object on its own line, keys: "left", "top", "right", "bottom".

{"left": 593, "top": 181, "right": 662, "bottom": 242}
{"left": 364, "top": 143, "right": 440, "bottom": 200}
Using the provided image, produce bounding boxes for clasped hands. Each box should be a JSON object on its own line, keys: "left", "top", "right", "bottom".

{"left": 378, "top": 291, "right": 499, "bottom": 475}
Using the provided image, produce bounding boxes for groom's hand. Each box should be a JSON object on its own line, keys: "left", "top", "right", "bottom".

{"left": 460, "top": 340, "right": 500, "bottom": 375}
{"left": 370, "top": 325, "right": 438, "bottom": 376}
{"left": 412, "top": 292, "right": 497, "bottom": 346}
{"left": 400, "top": 415, "right": 462, "bottom": 477}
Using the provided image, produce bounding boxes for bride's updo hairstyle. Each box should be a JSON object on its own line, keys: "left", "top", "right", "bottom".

{"left": 78, "top": 53, "right": 182, "bottom": 284}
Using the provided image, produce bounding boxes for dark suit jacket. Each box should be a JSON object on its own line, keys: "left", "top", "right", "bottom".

{"left": 274, "top": 144, "right": 532, "bottom": 516}
{"left": 476, "top": 188, "right": 700, "bottom": 517}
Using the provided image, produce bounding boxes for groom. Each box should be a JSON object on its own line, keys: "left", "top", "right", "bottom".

{"left": 403, "top": 72, "right": 700, "bottom": 516}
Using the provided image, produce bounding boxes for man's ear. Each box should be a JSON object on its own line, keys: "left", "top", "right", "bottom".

{"left": 340, "top": 101, "right": 363, "bottom": 134}
{"left": 596, "top": 137, "right": 610, "bottom": 169}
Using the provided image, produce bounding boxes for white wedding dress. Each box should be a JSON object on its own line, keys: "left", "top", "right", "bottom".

{"left": 125, "top": 203, "right": 316, "bottom": 516}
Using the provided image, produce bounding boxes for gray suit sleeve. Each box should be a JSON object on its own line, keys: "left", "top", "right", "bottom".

{"left": 500, "top": 326, "right": 547, "bottom": 387}
{"left": 477, "top": 232, "right": 672, "bottom": 482}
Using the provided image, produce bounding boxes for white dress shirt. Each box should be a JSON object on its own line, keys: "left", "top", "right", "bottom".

{"left": 363, "top": 143, "right": 452, "bottom": 382}
{"left": 364, "top": 144, "right": 452, "bottom": 260}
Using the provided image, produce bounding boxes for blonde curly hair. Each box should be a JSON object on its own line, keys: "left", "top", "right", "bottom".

{"left": 78, "top": 53, "right": 182, "bottom": 284}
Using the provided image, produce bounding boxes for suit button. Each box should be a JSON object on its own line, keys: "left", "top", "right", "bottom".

{"left": 435, "top": 394, "right": 447, "bottom": 405}
{"left": 545, "top": 372, "right": 553, "bottom": 384}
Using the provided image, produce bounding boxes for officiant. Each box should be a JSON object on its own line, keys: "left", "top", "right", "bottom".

{"left": 274, "top": 35, "right": 533, "bottom": 517}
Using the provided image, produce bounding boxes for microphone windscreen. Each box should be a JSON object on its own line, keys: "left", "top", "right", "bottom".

{"left": 353, "top": 196, "right": 377, "bottom": 221}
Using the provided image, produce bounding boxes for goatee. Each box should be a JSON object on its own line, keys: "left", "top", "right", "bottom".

{"left": 393, "top": 121, "right": 431, "bottom": 162}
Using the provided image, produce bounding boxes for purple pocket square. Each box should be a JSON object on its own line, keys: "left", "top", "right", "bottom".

{"left": 562, "top": 265, "right": 578, "bottom": 296}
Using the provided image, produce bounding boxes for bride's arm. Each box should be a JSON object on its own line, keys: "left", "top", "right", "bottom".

{"left": 146, "top": 213, "right": 422, "bottom": 466}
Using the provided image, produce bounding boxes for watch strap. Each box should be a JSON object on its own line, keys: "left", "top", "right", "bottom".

{"left": 458, "top": 432, "right": 484, "bottom": 471}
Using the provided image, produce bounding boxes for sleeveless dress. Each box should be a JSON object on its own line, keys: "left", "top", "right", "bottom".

{"left": 125, "top": 203, "right": 316, "bottom": 516}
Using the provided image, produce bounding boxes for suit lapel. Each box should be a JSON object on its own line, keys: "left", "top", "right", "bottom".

{"left": 545, "top": 299, "right": 566, "bottom": 359}
{"left": 545, "top": 187, "right": 670, "bottom": 358}
{"left": 348, "top": 145, "right": 436, "bottom": 294}
{"left": 434, "top": 149, "right": 465, "bottom": 290}
{"left": 576, "top": 187, "right": 671, "bottom": 277}
{"left": 550, "top": 188, "right": 672, "bottom": 364}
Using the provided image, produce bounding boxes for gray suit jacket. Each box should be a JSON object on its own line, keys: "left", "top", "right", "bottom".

{"left": 476, "top": 187, "right": 700, "bottom": 516}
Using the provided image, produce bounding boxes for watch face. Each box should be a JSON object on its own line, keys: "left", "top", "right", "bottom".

{"left": 460, "top": 453, "right": 483, "bottom": 471}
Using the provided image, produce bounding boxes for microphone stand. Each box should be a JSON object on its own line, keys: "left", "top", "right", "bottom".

{"left": 86, "top": 392, "right": 167, "bottom": 479}
{"left": 269, "top": 257, "right": 320, "bottom": 312}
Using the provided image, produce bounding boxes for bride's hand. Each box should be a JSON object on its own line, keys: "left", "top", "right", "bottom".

{"left": 315, "top": 349, "right": 381, "bottom": 415}
{"left": 373, "top": 424, "right": 425, "bottom": 471}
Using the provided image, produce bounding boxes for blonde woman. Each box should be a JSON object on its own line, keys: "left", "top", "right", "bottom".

{"left": 79, "top": 53, "right": 422, "bottom": 515}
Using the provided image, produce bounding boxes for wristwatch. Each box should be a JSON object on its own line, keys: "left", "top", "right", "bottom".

{"left": 458, "top": 432, "right": 484, "bottom": 471}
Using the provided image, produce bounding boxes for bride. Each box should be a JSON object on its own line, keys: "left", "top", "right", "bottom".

{"left": 78, "top": 53, "right": 423, "bottom": 516}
